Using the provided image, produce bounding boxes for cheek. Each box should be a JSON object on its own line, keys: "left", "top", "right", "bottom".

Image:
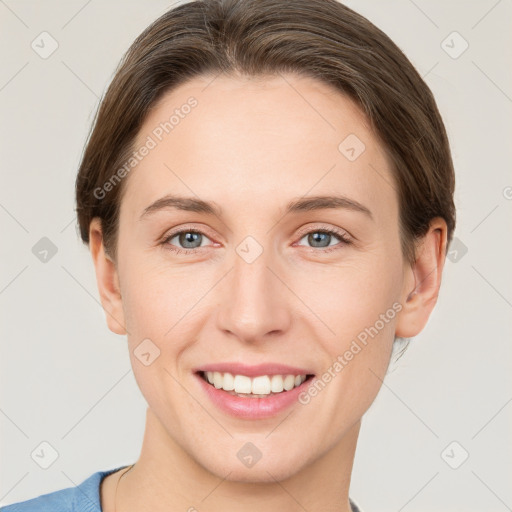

{"left": 301, "top": 269, "right": 397, "bottom": 428}
{"left": 290, "top": 254, "right": 402, "bottom": 346}
{"left": 119, "top": 258, "right": 216, "bottom": 379}
{"left": 120, "top": 263, "right": 198, "bottom": 410}
{"left": 120, "top": 254, "right": 194, "bottom": 331}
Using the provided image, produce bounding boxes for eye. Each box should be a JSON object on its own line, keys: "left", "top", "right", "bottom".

{"left": 162, "top": 229, "right": 214, "bottom": 254}
{"left": 161, "top": 225, "right": 352, "bottom": 256}
{"left": 295, "top": 227, "right": 352, "bottom": 252}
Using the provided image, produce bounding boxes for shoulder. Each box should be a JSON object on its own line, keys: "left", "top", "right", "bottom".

{"left": 0, "top": 467, "right": 126, "bottom": 512}
{"left": 0, "top": 483, "right": 79, "bottom": 512}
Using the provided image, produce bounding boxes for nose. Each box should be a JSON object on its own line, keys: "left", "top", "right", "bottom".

{"left": 216, "top": 246, "right": 292, "bottom": 344}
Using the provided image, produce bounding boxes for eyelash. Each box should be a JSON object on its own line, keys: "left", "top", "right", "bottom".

{"left": 161, "top": 225, "right": 352, "bottom": 256}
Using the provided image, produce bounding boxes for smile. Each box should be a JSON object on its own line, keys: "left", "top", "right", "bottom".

{"left": 199, "top": 370, "right": 313, "bottom": 398}
{"left": 194, "top": 369, "right": 316, "bottom": 420}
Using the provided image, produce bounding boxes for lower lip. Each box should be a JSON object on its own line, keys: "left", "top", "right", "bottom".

{"left": 194, "top": 372, "right": 314, "bottom": 420}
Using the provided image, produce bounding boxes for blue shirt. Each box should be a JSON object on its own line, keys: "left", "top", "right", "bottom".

{"left": 1, "top": 466, "right": 363, "bottom": 511}
{"left": 0, "top": 466, "right": 126, "bottom": 512}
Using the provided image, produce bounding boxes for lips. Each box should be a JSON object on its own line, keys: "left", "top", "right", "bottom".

{"left": 191, "top": 361, "right": 317, "bottom": 418}
{"left": 193, "top": 362, "right": 314, "bottom": 377}
{"left": 193, "top": 369, "right": 316, "bottom": 419}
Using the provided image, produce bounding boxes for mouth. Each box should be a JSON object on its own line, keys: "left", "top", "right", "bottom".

{"left": 196, "top": 370, "right": 316, "bottom": 399}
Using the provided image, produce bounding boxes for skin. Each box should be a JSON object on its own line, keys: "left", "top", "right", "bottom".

{"left": 90, "top": 73, "right": 448, "bottom": 512}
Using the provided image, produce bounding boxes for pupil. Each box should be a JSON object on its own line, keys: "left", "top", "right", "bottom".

{"left": 310, "top": 232, "right": 329, "bottom": 247}
{"left": 181, "top": 232, "right": 201, "bottom": 248}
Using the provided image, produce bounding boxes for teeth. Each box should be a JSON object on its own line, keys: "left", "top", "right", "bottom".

{"left": 283, "top": 375, "right": 295, "bottom": 391}
{"left": 252, "top": 375, "right": 271, "bottom": 395}
{"left": 204, "top": 371, "right": 307, "bottom": 396}
{"left": 271, "top": 375, "right": 284, "bottom": 393}
{"left": 234, "top": 374, "right": 252, "bottom": 394}
{"left": 222, "top": 372, "right": 235, "bottom": 390}
{"left": 213, "top": 371, "right": 223, "bottom": 389}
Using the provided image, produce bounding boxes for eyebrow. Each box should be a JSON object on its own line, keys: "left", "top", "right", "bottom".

{"left": 139, "top": 194, "right": 223, "bottom": 220}
{"left": 139, "top": 193, "right": 373, "bottom": 221}
{"left": 285, "top": 195, "right": 373, "bottom": 220}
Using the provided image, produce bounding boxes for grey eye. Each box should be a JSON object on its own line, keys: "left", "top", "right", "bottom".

{"left": 298, "top": 230, "right": 341, "bottom": 248}
{"left": 167, "top": 231, "right": 210, "bottom": 249}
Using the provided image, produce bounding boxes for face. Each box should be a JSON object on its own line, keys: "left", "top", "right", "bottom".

{"left": 93, "top": 73, "right": 431, "bottom": 482}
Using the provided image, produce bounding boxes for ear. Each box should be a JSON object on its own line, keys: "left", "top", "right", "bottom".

{"left": 89, "top": 217, "right": 127, "bottom": 335}
{"left": 395, "top": 217, "right": 448, "bottom": 338}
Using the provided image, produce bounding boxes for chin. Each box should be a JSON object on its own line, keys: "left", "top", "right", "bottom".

{"left": 193, "top": 444, "right": 311, "bottom": 484}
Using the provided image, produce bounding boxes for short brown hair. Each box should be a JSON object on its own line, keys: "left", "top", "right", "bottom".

{"left": 75, "top": 0, "right": 456, "bottom": 269}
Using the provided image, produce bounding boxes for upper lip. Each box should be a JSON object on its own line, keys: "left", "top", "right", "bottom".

{"left": 193, "top": 362, "right": 315, "bottom": 377}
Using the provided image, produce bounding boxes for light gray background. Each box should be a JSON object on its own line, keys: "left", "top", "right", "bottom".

{"left": 1, "top": 1, "right": 511, "bottom": 511}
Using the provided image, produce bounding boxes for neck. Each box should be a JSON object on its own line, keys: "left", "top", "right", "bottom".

{"left": 118, "top": 407, "right": 360, "bottom": 512}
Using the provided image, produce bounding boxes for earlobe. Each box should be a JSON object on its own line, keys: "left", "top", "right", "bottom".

{"left": 395, "top": 218, "right": 448, "bottom": 338}
{"left": 89, "top": 218, "right": 127, "bottom": 335}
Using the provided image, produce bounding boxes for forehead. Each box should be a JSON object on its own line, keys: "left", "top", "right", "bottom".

{"left": 123, "top": 73, "right": 397, "bottom": 225}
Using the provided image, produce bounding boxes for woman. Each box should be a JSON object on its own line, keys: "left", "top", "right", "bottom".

{"left": 1, "top": 0, "right": 455, "bottom": 510}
